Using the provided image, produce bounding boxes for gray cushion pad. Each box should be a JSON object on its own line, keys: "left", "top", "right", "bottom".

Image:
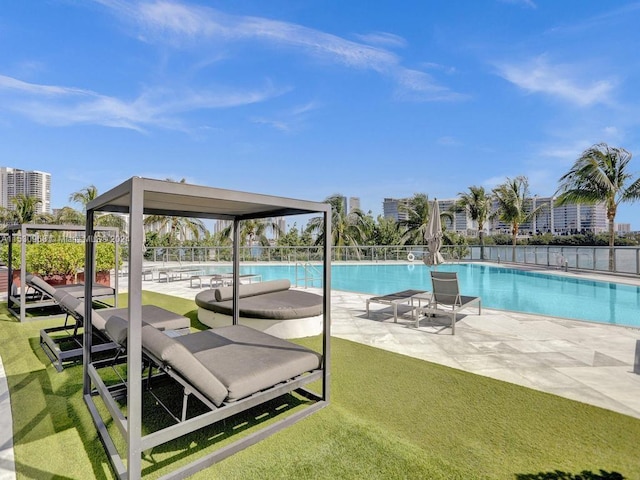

{"left": 54, "top": 283, "right": 115, "bottom": 298}
{"left": 101, "top": 305, "right": 190, "bottom": 343}
{"left": 196, "top": 289, "right": 322, "bottom": 320}
{"left": 141, "top": 324, "right": 322, "bottom": 406}
{"left": 212, "top": 279, "right": 291, "bottom": 302}
{"left": 26, "top": 274, "right": 114, "bottom": 299}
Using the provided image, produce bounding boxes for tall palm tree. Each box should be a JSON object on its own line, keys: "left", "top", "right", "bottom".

{"left": 455, "top": 186, "right": 493, "bottom": 260}
{"left": 144, "top": 213, "right": 208, "bottom": 246}
{"left": 68, "top": 184, "right": 126, "bottom": 232}
{"left": 493, "top": 176, "right": 544, "bottom": 262}
{"left": 9, "top": 194, "right": 47, "bottom": 224}
{"left": 398, "top": 193, "right": 453, "bottom": 246}
{"left": 52, "top": 206, "right": 85, "bottom": 225}
{"left": 143, "top": 178, "right": 209, "bottom": 245}
{"left": 69, "top": 185, "right": 98, "bottom": 209}
{"left": 555, "top": 143, "right": 640, "bottom": 271}
{"left": 306, "top": 194, "right": 367, "bottom": 260}
{"left": 220, "top": 218, "right": 283, "bottom": 247}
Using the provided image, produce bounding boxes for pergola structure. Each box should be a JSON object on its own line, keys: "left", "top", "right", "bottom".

{"left": 83, "top": 177, "right": 331, "bottom": 480}
{"left": 5, "top": 223, "right": 120, "bottom": 322}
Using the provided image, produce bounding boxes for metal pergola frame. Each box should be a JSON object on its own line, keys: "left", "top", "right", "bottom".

{"left": 83, "top": 177, "right": 331, "bottom": 480}
{"left": 5, "top": 223, "right": 120, "bottom": 322}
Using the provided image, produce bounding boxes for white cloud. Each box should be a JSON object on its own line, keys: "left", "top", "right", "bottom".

{"left": 251, "top": 101, "right": 321, "bottom": 132}
{"left": 97, "top": 0, "right": 462, "bottom": 101}
{"left": 0, "top": 74, "right": 94, "bottom": 97}
{"left": 394, "top": 68, "right": 468, "bottom": 102}
{"left": 354, "top": 31, "right": 407, "bottom": 49}
{"left": 0, "top": 74, "right": 285, "bottom": 131}
{"left": 423, "top": 62, "right": 457, "bottom": 75}
{"left": 495, "top": 55, "right": 615, "bottom": 107}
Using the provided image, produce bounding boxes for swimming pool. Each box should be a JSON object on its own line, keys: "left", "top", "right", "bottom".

{"left": 198, "top": 263, "right": 640, "bottom": 328}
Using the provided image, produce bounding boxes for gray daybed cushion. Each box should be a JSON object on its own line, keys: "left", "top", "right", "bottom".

{"left": 102, "top": 305, "right": 190, "bottom": 345}
{"left": 26, "top": 274, "right": 114, "bottom": 299}
{"left": 213, "top": 279, "right": 291, "bottom": 302}
{"left": 135, "top": 323, "right": 322, "bottom": 407}
{"left": 54, "top": 292, "right": 189, "bottom": 341}
{"left": 195, "top": 279, "right": 323, "bottom": 320}
{"left": 26, "top": 274, "right": 57, "bottom": 297}
{"left": 54, "top": 282, "right": 115, "bottom": 298}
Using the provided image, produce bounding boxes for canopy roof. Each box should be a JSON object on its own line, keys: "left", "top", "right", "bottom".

{"left": 83, "top": 176, "right": 331, "bottom": 480}
{"left": 87, "top": 177, "right": 329, "bottom": 219}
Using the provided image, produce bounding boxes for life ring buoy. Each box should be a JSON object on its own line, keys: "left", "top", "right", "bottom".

{"left": 407, "top": 253, "right": 415, "bottom": 262}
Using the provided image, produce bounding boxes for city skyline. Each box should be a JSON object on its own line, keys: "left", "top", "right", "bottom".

{"left": 383, "top": 195, "right": 611, "bottom": 235}
{"left": 2, "top": 1, "right": 640, "bottom": 228}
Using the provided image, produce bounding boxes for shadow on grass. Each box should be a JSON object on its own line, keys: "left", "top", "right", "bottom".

{"left": 515, "top": 470, "right": 625, "bottom": 479}
{"left": 138, "top": 384, "right": 308, "bottom": 475}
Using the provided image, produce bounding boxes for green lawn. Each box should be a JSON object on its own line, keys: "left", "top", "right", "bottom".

{"left": 0, "top": 292, "right": 637, "bottom": 479}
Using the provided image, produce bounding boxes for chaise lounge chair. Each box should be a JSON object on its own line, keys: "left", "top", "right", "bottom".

{"left": 103, "top": 318, "right": 323, "bottom": 416}
{"left": 416, "top": 271, "right": 481, "bottom": 334}
{"left": 33, "top": 275, "right": 190, "bottom": 371}
{"left": 25, "top": 273, "right": 115, "bottom": 305}
{"left": 85, "top": 315, "right": 324, "bottom": 475}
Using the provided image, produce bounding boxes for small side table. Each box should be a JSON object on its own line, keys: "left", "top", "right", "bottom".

{"left": 410, "top": 292, "right": 434, "bottom": 326}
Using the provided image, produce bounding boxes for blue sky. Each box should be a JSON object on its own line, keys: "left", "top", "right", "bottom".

{"left": 1, "top": 0, "right": 640, "bottom": 228}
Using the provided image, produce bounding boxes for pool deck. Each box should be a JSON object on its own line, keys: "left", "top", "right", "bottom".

{"left": 1, "top": 264, "right": 640, "bottom": 479}
{"left": 138, "top": 269, "right": 640, "bottom": 420}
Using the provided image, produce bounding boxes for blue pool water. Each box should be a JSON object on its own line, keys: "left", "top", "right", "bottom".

{"left": 200, "top": 263, "right": 640, "bottom": 328}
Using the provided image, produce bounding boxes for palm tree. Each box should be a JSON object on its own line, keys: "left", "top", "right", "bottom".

{"left": 143, "top": 178, "right": 208, "bottom": 245}
{"left": 306, "top": 194, "right": 367, "bottom": 260}
{"left": 52, "top": 206, "right": 85, "bottom": 225}
{"left": 555, "top": 143, "right": 640, "bottom": 271}
{"left": 144, "top": 214, "right": 208, "bottom": 246}
{"left": 241, "top": 219, "right": 283, "bottom": 246}
{"left": 68, "top": 184, "right": 126, "bottom": 232}
{"left": 220, "top": 218, "right": 283, "bottom": 247}
{"left": 492, "top": 176, "right": 544, "bottom": 262}
{"left": 69, "top": 185, "right": 98, "bottom": 208}
{"left": 9, "top": 194, "right": 47, "bottom": 224}
{"left": 455, "top": 186, "right": 493, "bottom": 260}
{"left": 398, "top": 193, "right": 453, "bottom": 246}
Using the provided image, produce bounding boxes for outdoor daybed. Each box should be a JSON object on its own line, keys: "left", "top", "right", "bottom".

{"left": 26, "top": 273, "right": 115, "bottom": 304}
{"left": 82, "top": 177, "right": 330, "bottom": 480}
{"left": 103, "top": 318, "right": 323, "bottom": 412}
{"left": 31, "top": 275, "right": 190, "bottom": 371}
{"left": 5, "top": 223, "right": 120, "bottom": 322}
{"left": 195, "top": 279, "right": 324, "bottom": 338}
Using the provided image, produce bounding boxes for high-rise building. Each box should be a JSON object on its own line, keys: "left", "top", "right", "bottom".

{"left": 349, "top": 197, "right": 361, "bottom": 213}
{"left": 552, "top": 201, "right": 607, "bottom": 234}
{"left": 383, "top": 192, "right": 608, "bottom": 235}
{"left": 437, "top": 198, "right": 471, "bottom": 234}
{"left": 0, "top": 167, "right": 51, "bottom": 214}
{"left": 486, "top": 196, "right": 607, "bottom": 235}
{"left": 213, "top": 219, "right": 232, "bottom": 235}
{"left": 383, "top": 197, "right": 410, "bottom": 221}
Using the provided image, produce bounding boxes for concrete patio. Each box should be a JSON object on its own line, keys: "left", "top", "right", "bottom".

{"left": 142, "top": 275, "right": 640, "bottom": 419}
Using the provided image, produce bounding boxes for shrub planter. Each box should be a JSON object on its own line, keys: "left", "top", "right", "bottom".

{"left": 11, "top": 269, "right": 111, "bottom": 287}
